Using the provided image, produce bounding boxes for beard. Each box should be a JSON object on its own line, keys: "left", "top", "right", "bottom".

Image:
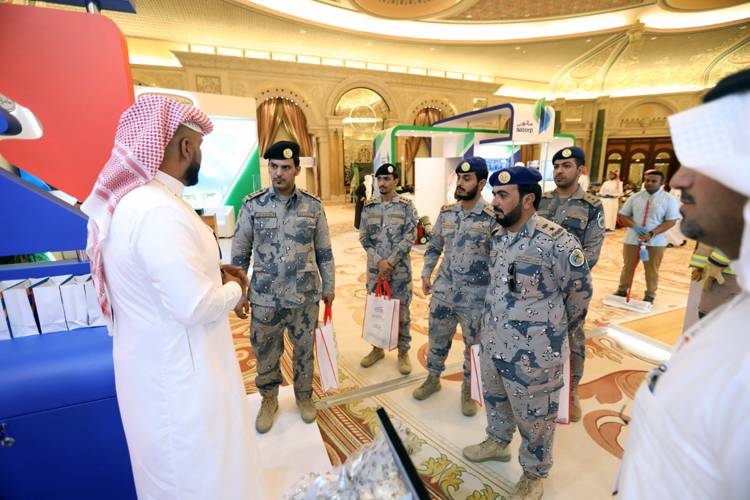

{"left": 455, "top": 185, "right": 478, "bottom": 201}
{"left": 680, "top": 217, "right": 704, "bottom": 240}
{"left": 555, "top": 175, "right": 576, "bottom": 190}
{"left": 184, "top": 160, "right": 201, "bottom": 187}
{"left": 495, "top": 200, "right": 523, "bottom": 228}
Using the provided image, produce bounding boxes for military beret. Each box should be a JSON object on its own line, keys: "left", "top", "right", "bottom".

{"left": 488, "top": 166, "right": 542, "bottom": 187}
{"left": 375, "top": 162, "right": 400, "bottom": 178}
{"left": 455, "top": 156, "right": 488, "bottom": 176}
{"left": 264, "top": 141, "right": 299, "bottom": 160}
{"left": 552, "top": 146, "right": 585, "bottom": 164}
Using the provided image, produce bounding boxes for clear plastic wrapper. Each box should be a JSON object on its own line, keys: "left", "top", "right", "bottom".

{"left": 285, "top": 419, "right": 419, "bottom": 500}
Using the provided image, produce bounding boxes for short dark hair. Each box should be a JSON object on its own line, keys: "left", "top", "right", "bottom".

{"left": 475, "top": 170, "right": 488, "bottom": 182}
{"left": 518, "top": 183, "right": 542, "bottom": 210}
{"left": 644, "top": 169, "right": 664, "bottom": 181}
{"left": 704, "top": 67, "right": 750, "bottom": 103}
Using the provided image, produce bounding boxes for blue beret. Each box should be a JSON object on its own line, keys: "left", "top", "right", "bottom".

{"left": 455, "top": 156, "right": 487, "bottom": 176}
{"left": 488, "top": 167, "right": 542, "bottom": 187}
{"left": 552, "top": 146, "right": 585, "bottom": 163}
{"left": 264, "top": 141, "right": 300, "bottom": 160}
{"left": 375, "top": 163, "right": 400, "bottom": 178}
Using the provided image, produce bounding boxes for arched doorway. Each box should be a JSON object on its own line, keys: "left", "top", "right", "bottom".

{"left": 402, "top": 106, "right": 445, "bottom": 186}
{"left": 256, "top": 96, "right": 316, "bottom": 193}
{"left": 334, "top": 88, "right": 389, "bottom": 195}
{"left": 604, "top": 137, "right": 679, "bottom": 188}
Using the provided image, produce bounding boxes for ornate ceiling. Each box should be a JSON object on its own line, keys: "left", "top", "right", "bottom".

{"left": 30, "top": 0, "right": 750, "bottom": 98}
{"left": 316, "top": 0, "right": 747, "bottom": 21}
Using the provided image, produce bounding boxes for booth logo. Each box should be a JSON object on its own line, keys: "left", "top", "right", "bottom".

{"left": 535, "top": 98, "right": 553, "bottom": 134}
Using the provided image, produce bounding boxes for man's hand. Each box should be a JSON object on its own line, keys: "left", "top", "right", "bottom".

{"left": 691, "top": 267, "right": 704, "bottom": 282}
{"left": 638, "top": 231, "right": 653, "bottom": 243}
{"left": 634, "top": 225, "right": 649, "bottom": 235}
{"left": 702, "top": 261, "right": 726, "bottom": 290}
{"left": 422, "top": 277, "right": 432, "bottom": 295}
{"left": 234, "top": 296, "right": 250, "bottom": 320}
{"left": 378, "top": 259, "right": 394, "bottom": 277}
{"left": 222, "top": 264, "right": 249, "bottom": 288}
{"left": 323, "top": 293, "right": 335, "bottom": 306}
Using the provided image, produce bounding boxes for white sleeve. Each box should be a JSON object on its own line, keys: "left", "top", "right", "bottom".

{"left": 714, "top": 373, "right": 750, "bottom": 498}
{"left": 133, "top": 205, "right": 241, "bottom": 327}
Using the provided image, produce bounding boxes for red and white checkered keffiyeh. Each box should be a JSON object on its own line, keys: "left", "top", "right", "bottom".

{"left": 81, "top": 94, "right": 213, "bottom": 325}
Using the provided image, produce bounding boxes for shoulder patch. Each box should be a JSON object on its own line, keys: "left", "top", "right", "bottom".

{"left": 483, "top": 206, "right": 495, "bottom": 218}
{"left": 569, "top": 248, "right": 586, "bottom": 268}
{"left": 535, "top": 218, "right": 565, "bottom": 239}
{"left": 441, "top": 203, "right": 457, "bottom": 212}
{"left": 583, "top": 193, "right": 602, "bottom": 206}
{"left": 298, "top": 188, "right": 321, "bottom": 203}
{"left": 244, "top": 188, "right": 268, "bottom": 202}
{"left": 397, "top": 196, "right": 413, "bottom": 205}
{"left": 364, "top": 198, "right": 378, "bottom": 207}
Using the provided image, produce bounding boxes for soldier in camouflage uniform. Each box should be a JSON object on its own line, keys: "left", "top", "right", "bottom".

{"left": 463, "top": 167, "right": 593, "bottom": 500}
{"left": 413, "top": 157, "right": 496, "bottom": 416}
{"left": 359, "top": 163, "right": 418, "bottom": 375}
{"left": 536, "top": 146, "right": 604, "bottom": 423}
{"left": 231, "top": 141, "right": 335, "bottom": 434}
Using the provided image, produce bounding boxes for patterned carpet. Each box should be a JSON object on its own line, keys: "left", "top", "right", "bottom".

{"left": 229, "top": 205, "right": 692, "bottom": 499}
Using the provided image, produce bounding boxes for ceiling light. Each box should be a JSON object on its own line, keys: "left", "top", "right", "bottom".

{"left": 245, "top": 49, "right": 271, "bottom": 59}
{"left": 464, "top": 74, "right": 479, "bottom": 81}
{"left": 408, "top": 67, "right": 427, "bottom": 76}
{"left": 367, "top": 62, "right": 387, "bottom": 71}
{"left": 322, "top": 57, "right": 344, "bottom": 66}
{"left": 272, "top": 52, "right": 296, "bottom": 62}
{"left": 641, "top": 3, "right": 750, "bottom": 29}
{"left": 446, "top": 71, "right": 462, "bottom": 79}
{"left": 428, "top": 69, "right": 446, "bottom": 78}
{"left": 345, "top": 60, "right": 367, "bottom": 69}
{"left": 480, "top": 76, "right": 495, "bottom": 83}
{"left": 343, "top": 117, "right": 382, "bottom": 124}
{"left": 189, "top": 44, "right": 215, "bottom": 55}
{"left": 388, "top": 65, "right": 407, "bottom": 73}
{"left": 242, "top": 0, "right": 750, "bottom": 41}
{"left": 217, "top": 47, "right": 243, "bottom": 57}
{"left": 298, "top": 54, "right": 321, "bottom": 64}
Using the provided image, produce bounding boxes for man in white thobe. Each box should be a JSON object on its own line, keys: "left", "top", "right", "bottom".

{"left": 616, "top": 68, "right": 750, "bottom": 499}
{"left": 599, "top": 170, "right": 623, "bottom": 231}
{"left": 82, "top": 95, "right": 258, "bottom": 499}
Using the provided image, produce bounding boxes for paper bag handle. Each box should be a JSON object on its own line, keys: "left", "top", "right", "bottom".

{"left": 322, "top": 302, "right": 333, "bottom": 324}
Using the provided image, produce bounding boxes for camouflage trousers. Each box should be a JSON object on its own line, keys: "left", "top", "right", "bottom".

{"left": 570, "top": 321, "right": 586, "bottom": 391}
{"left": 250, "top": 302, "right": 319, "bottom": 400}
{"left": 425, "top": 299, "right": 481, "bottom": 386}
{"left": 481, "top": 348, "right": 562, "bottom": 479}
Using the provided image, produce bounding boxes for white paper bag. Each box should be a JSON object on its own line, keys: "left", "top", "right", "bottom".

{"left": 0, "top": 294, "right": 11, "bottom": 341}
{"left": 30, "top": 276, "right": 69, "bottom": 334}
{"left": 78, "top": 275, "right": 106, "bottom": 326}
{"left": 469, "top": 344, "right": 484, "bottom": 407}
{"left": 556, "top": 354, "right": 572, "bottom": 424}
{"left": 60, "top": 275, "right": 88, "bottom": 330}
{"left": 361, "top": 279, "right": 399, "bottom": 351}
{"left": 1, "top": 280, "right": 39, "bottom": 337}
{"left": 314, "top": 304, "right": 339, "bottom": 392}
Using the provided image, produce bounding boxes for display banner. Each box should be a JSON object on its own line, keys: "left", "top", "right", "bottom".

{"left": 510, "top": 99, "right": 555, "bottom": 143}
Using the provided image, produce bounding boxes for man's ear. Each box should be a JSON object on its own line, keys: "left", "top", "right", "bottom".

{"left": 179, "top": 137, "right": 192, "bottom": 161}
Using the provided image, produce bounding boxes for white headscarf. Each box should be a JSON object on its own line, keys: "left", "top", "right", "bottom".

{"left": 668, "top": 92, "right": 750, "bottom": 292}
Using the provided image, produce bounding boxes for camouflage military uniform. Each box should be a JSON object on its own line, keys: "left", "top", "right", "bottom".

{"left": 481, "top": 215, "right": 592, "bottom": 479}
{"left": 537, "top": 185, "right": 604, "bottom": 389}
{"left": 359, "top": 194, "right": 418, "bottom": 352}
{"left": 231, "top": 187, "right": 334, "bottom": 400}
{"left": 421, "top": 199, "right": 496, "bottom": 385}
